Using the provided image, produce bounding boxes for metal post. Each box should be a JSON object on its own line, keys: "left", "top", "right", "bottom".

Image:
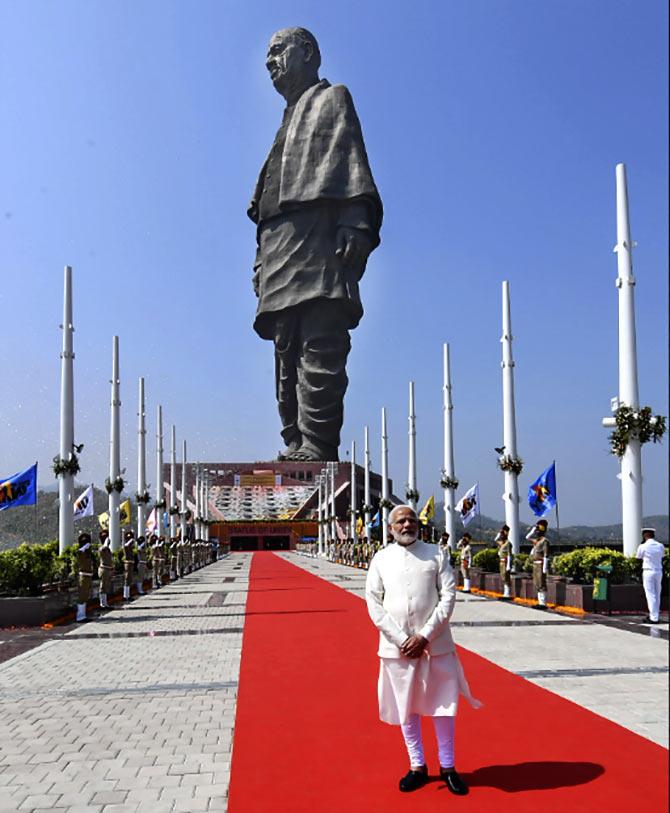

{"left": 350, "top": 441, "right": 356, "bottom": 539}
{"left": 330, "top": 462, "right": 337, "bottom": 543}
{"left": 136, "top": 377, "right": 147, "bottom": 538}
{"left": 381, "top": 407, "right": 390, "bottom": 547}
{"left": 109, "top": 336, "right": 122, "bottom": 552}
{"left": 501, "top": 281, "right": 521, "bottom": 555}
{"left": 601, "top": 163, "right": 643, "bottom": 556}
{"left": 180, "top": 440, "right": 187, "bottom": 541}
{"left": 204, "top": 469, "right": 210, "bottom": 541}
{"left": 442, "top": 343, "right": 457, "bottom": 547}
{"left": 169, "top": 426, "right": 177, "bottom": 538}
{"left": 155, "top": 405, "right": 164, "bottom": 534}
{"left": 363, "top": 426, "right": 371, "bottom": 536}
{"left": 58, "top": 265, "right": 75, "bottom": 555}
{"left": 408, "top": 381, "right": 418, "bottom": 511}
{"left": 195, "top": 463, "right": 201, "bottom": 538}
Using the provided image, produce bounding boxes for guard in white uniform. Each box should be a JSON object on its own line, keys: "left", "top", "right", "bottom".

{"left": 636, "top": 528, "right": 665, "bottom": 624}
{"left": 366, "top": 505, "right": 480, "bottom": 795}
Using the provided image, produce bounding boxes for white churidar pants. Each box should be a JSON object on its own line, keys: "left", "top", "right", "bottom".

{"left": 642, "top": 570, "right": 662, "bottom": 621}
{"left": 401, "top": 713, "right": 455, "bottom": 769}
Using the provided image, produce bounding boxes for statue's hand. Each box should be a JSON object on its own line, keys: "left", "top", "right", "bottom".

{"left": 335, "top": 226, "right": 372, "bottom": 269}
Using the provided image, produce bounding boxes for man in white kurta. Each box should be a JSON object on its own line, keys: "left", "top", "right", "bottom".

{"left": 636, "top": 528, "right": 666, "bottom": 624}
{"left": 365, "top": 505, "right": 479, "bottom": 794}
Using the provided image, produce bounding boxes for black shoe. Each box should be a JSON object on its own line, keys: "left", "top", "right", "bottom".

{"left": 535, "top": 604, "right": 547, "bottom": 610}
{"left": 440, "top": 768, "right": 469, "bottom": 795}
{"left": 399, "top": 766, "right": 428, "bottom": 792}
{"left": 643, "top": 617, "right": 659, "bottom": 624}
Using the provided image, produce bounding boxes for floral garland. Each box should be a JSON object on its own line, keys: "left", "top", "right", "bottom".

{"left": 497, "top": 455, "right": 524, "bottom": 475}
{"left": 346, "top": 507, "right": 358, "bottom": 518}
{"left": 52, "top": 452, "right": 80, "bottom": 478}
{"left": 154, "top": 499, "right": 167, "bottom": 509}
{"left": 135, "top": 490, "right": 151, "bottom": 505}
{"left": 609, "top": 405, "right": 667, "bottom": 457}
{"left": 104, "top": 476, "right": 125, "bottom": 494}
{"left": 440, "top": 474, "right": 459, "bottom": 490}
{"left": 168, "top": 506, "right": 180, "bottom": 516}
{"left": 405, "top": 488, "right": 420, "bottom": 503}
{"left": 361, "top": 503, "right": 374, "bottom": 515}
{"left": 379, "top": 497, "right": 394, "bottom": 511}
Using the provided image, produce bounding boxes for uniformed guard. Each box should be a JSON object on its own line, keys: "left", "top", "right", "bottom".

{"left": 457, "top": 532, "right": 472, "bottom": 593}
{"left": 495, "top": 524, "right": 513, "bottom": 600}
{"left": 136, "top": 536, "right": 147, "bottom": 594}
{"left": 527, "top": 519, "right": 550, "bottom": 608}
{"left": 150, "top": 534, "right": 161, "bottom": 588}
{"left": 169, "top": 537, "right": 179, "bottom": 580}
{"left": 122, "top": 530, "right": 135, "bottom": 601}
{"left": 636, "top": 527, "right": 665, "bottom": 624}
{"left": 98, "top": 529, "right": 114, "bottom": 608}
{"left": 76, "top": 532, "right": 94, "bottom": 622}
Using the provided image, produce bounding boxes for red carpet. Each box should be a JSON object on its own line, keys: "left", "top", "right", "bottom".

{"left": 228, "top": 553, "right": 668, "bottom": 812}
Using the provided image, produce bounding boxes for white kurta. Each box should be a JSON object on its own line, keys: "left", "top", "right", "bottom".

{"left": 366, "top": 540, "right": 481, "bottom": 725}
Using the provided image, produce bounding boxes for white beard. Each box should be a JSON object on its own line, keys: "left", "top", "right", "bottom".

{"left": 391, "top": 529, "right": 417, "bottom": 545}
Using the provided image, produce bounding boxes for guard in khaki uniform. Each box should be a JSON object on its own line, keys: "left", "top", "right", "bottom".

{"left": 98, "top": 529, "right": 114, "bottom": 608}
{"left": 150, "top": 534, "right": 162, "bottom": 588}
{"left": 169, "top": 537, "right": 179, "bottom": 580}
{"left": 457, "top": 533, "right": 472, "bottom": 593}
{"left": 527, "top": 519, "right": 550, "bottom": 608}
{"left": 136, "top": 536, "right": 147, "bottom": 594}
{"left": 495, "top": 525, "right": 513, "bottom": 600}
{"left": 122, "top": 531, "right": 135, "bottom": 601}
{"left": 76, "top": 532, "right": 94, "bottom": 622}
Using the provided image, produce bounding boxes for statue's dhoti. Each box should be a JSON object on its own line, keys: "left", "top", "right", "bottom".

{"left": 270, "top": 299, "right": 350, "bottom": 460}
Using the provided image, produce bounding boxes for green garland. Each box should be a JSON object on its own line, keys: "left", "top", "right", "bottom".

{"left": 104, "top": 476, "right": 125, "bottom": 494}
{"left": 497, "top": 455, "right": 524, "bottom": 475}
{"left": 440, "top": 475, "right": 459, "bottom": 490}
{"left": 52, "top": 452, "right": 80, "bottom": 478}
{"left": 405, "top": 488, "right": 420, "bottom": 503}
{"left": 609, "top": 405, "right": 667, "bottom": 458}
{"left": 135, "top": 490, "right": 151, "bottom": 505}
{"left": 168, "top": 506, "right": 180, "bottom": 516}
{"left": 154, "top": 499, "right": 167, "bottom": 509}
{"left": 379, "top": 497, "right": 394, "bottom": 511}
{"left": 361, "top": 503, "right": 374, "bottom": 514}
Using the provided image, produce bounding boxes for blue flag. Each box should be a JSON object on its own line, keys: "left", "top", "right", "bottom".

{"left": 528, "top": 463, "right": 557, "bottom": 518}
{"left": 370, "top": 511, "right": 380, "bottom": 529}
{"left": 0, "top": 463, "right": 38, "bottom": 511}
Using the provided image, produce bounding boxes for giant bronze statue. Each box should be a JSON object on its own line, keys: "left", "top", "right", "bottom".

{"left": 249, "top": 27, "right": 382, "bottom": 462}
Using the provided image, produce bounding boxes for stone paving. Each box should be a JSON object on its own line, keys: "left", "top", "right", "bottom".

{"left": 0, "top": 550, "right": 667, "bottom": 813}
{"left": 0, "top": 556, "right": 249, "bottom": 813}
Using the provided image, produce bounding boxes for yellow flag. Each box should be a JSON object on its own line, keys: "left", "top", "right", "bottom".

{"left": 119, "top": 499, "right": 132, "bottom": 526}
{"left": 419, "top": 495, "right": 435, "bottom": 525}
{"left": 98, "top": 511, "right": 109, "bottom": 529}
{"left": 355, "top": 516, "right": 364, "bottom": 536}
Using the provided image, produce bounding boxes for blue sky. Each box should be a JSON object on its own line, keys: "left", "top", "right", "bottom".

{"left": 1, "top": 0, "right": 667, "bottom": 526}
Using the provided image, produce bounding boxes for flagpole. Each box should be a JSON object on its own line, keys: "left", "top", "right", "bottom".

{"left": 349, "top": 441, "right": 356, "bottom": 539}
{"left": 170, "top": 426, "right": 177, "bottom": 539}
{"left": 381, "top": 407, "right": 389, "bottom": 547}
{"left": 407, "top": 381, "right": 418, "bottom": 511}
{"left": 501, "top": 281, "right": 522, "bottom": 555}
{"left": 136, "top": 377, "right": 147, "bottom": 538}
{"left": 58, "top": 266, "right": 75, "bottom": 555}
{"left": 442, "top": 343, "right": 457, "bottom": 546}
{"left": 108, "top": 336, "right": 122, "bottom": 552}
{"left": 180, "top": 440, "right": 187, "bottom": 541}
{"left": 155, "top": 405, "right": 164, "bottom": 532}
{"left": 553, "top": 460, "right": 561, "bottom": 542}
{"left": 364, "top": 426, "right": 371, "bottom": 537}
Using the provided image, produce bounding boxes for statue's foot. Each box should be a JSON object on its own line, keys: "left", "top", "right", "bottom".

{"left": 286, "top": 439, "right": 337, "bottom": 462}
{"left": 277, "top": 438, "right": 302, "bottom": 461}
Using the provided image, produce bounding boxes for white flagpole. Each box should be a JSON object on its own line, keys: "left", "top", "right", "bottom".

{"left": 363, "top": 426, "right": 371, "bottom": 535}
{"left": 407, "top": 381, "right": 418, "bottom": 511}
{"left": 155, "top": 405, "right": 164, "bottom": 534}
{"left": 108, "top": 336, "right": 122, "bottom": 552}
{"left": 169, "top": 426, "right": 177, "bottom": 538}
{"left": 350, "top": 440, "right": 356, "bottom": 539}
{"left": 58, "top": 265, "right": 75, "bottom": 555}
{"left": 136, "top": 377, "right": 147, "bottom": 538}
{"left": 501, "top": 281, "right": 521, "bottom": 555}
{"left": 381, "top": 407, "right": 390, "bottom": 547}
{"left": 442, "top": 343, "right": 457, "bottom": 547}
{"left": 180, "top": 440, "right": 187, "bottom": 541}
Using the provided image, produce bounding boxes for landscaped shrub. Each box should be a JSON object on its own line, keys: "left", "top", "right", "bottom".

{"left": 0, "top": 542, "right": 60, "bottom": 596}
{"left": 552, "top": 548, "right": 631, "bottom": 585}
{"left": 472, "top": 548, "right": 499, "bottom": 572}
{"left": 514, "top": 552, "right": 531, "bottom": 573}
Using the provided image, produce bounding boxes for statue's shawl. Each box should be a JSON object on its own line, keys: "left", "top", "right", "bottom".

{"left": 249, "top": 79, "right": 383, "bottom": 241}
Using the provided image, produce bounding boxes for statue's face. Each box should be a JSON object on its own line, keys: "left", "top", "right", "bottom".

{"left": 266, "top": 31, "right": 311, "bottom": 95}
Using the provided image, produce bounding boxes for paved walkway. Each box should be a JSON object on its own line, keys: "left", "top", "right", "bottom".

{"left": 0, "top": 552, "right": 667, "bottom": 812}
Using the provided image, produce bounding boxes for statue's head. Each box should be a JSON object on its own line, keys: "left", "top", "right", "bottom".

{"left": 266, "top": 27, "right": 320, "bottom": 100}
